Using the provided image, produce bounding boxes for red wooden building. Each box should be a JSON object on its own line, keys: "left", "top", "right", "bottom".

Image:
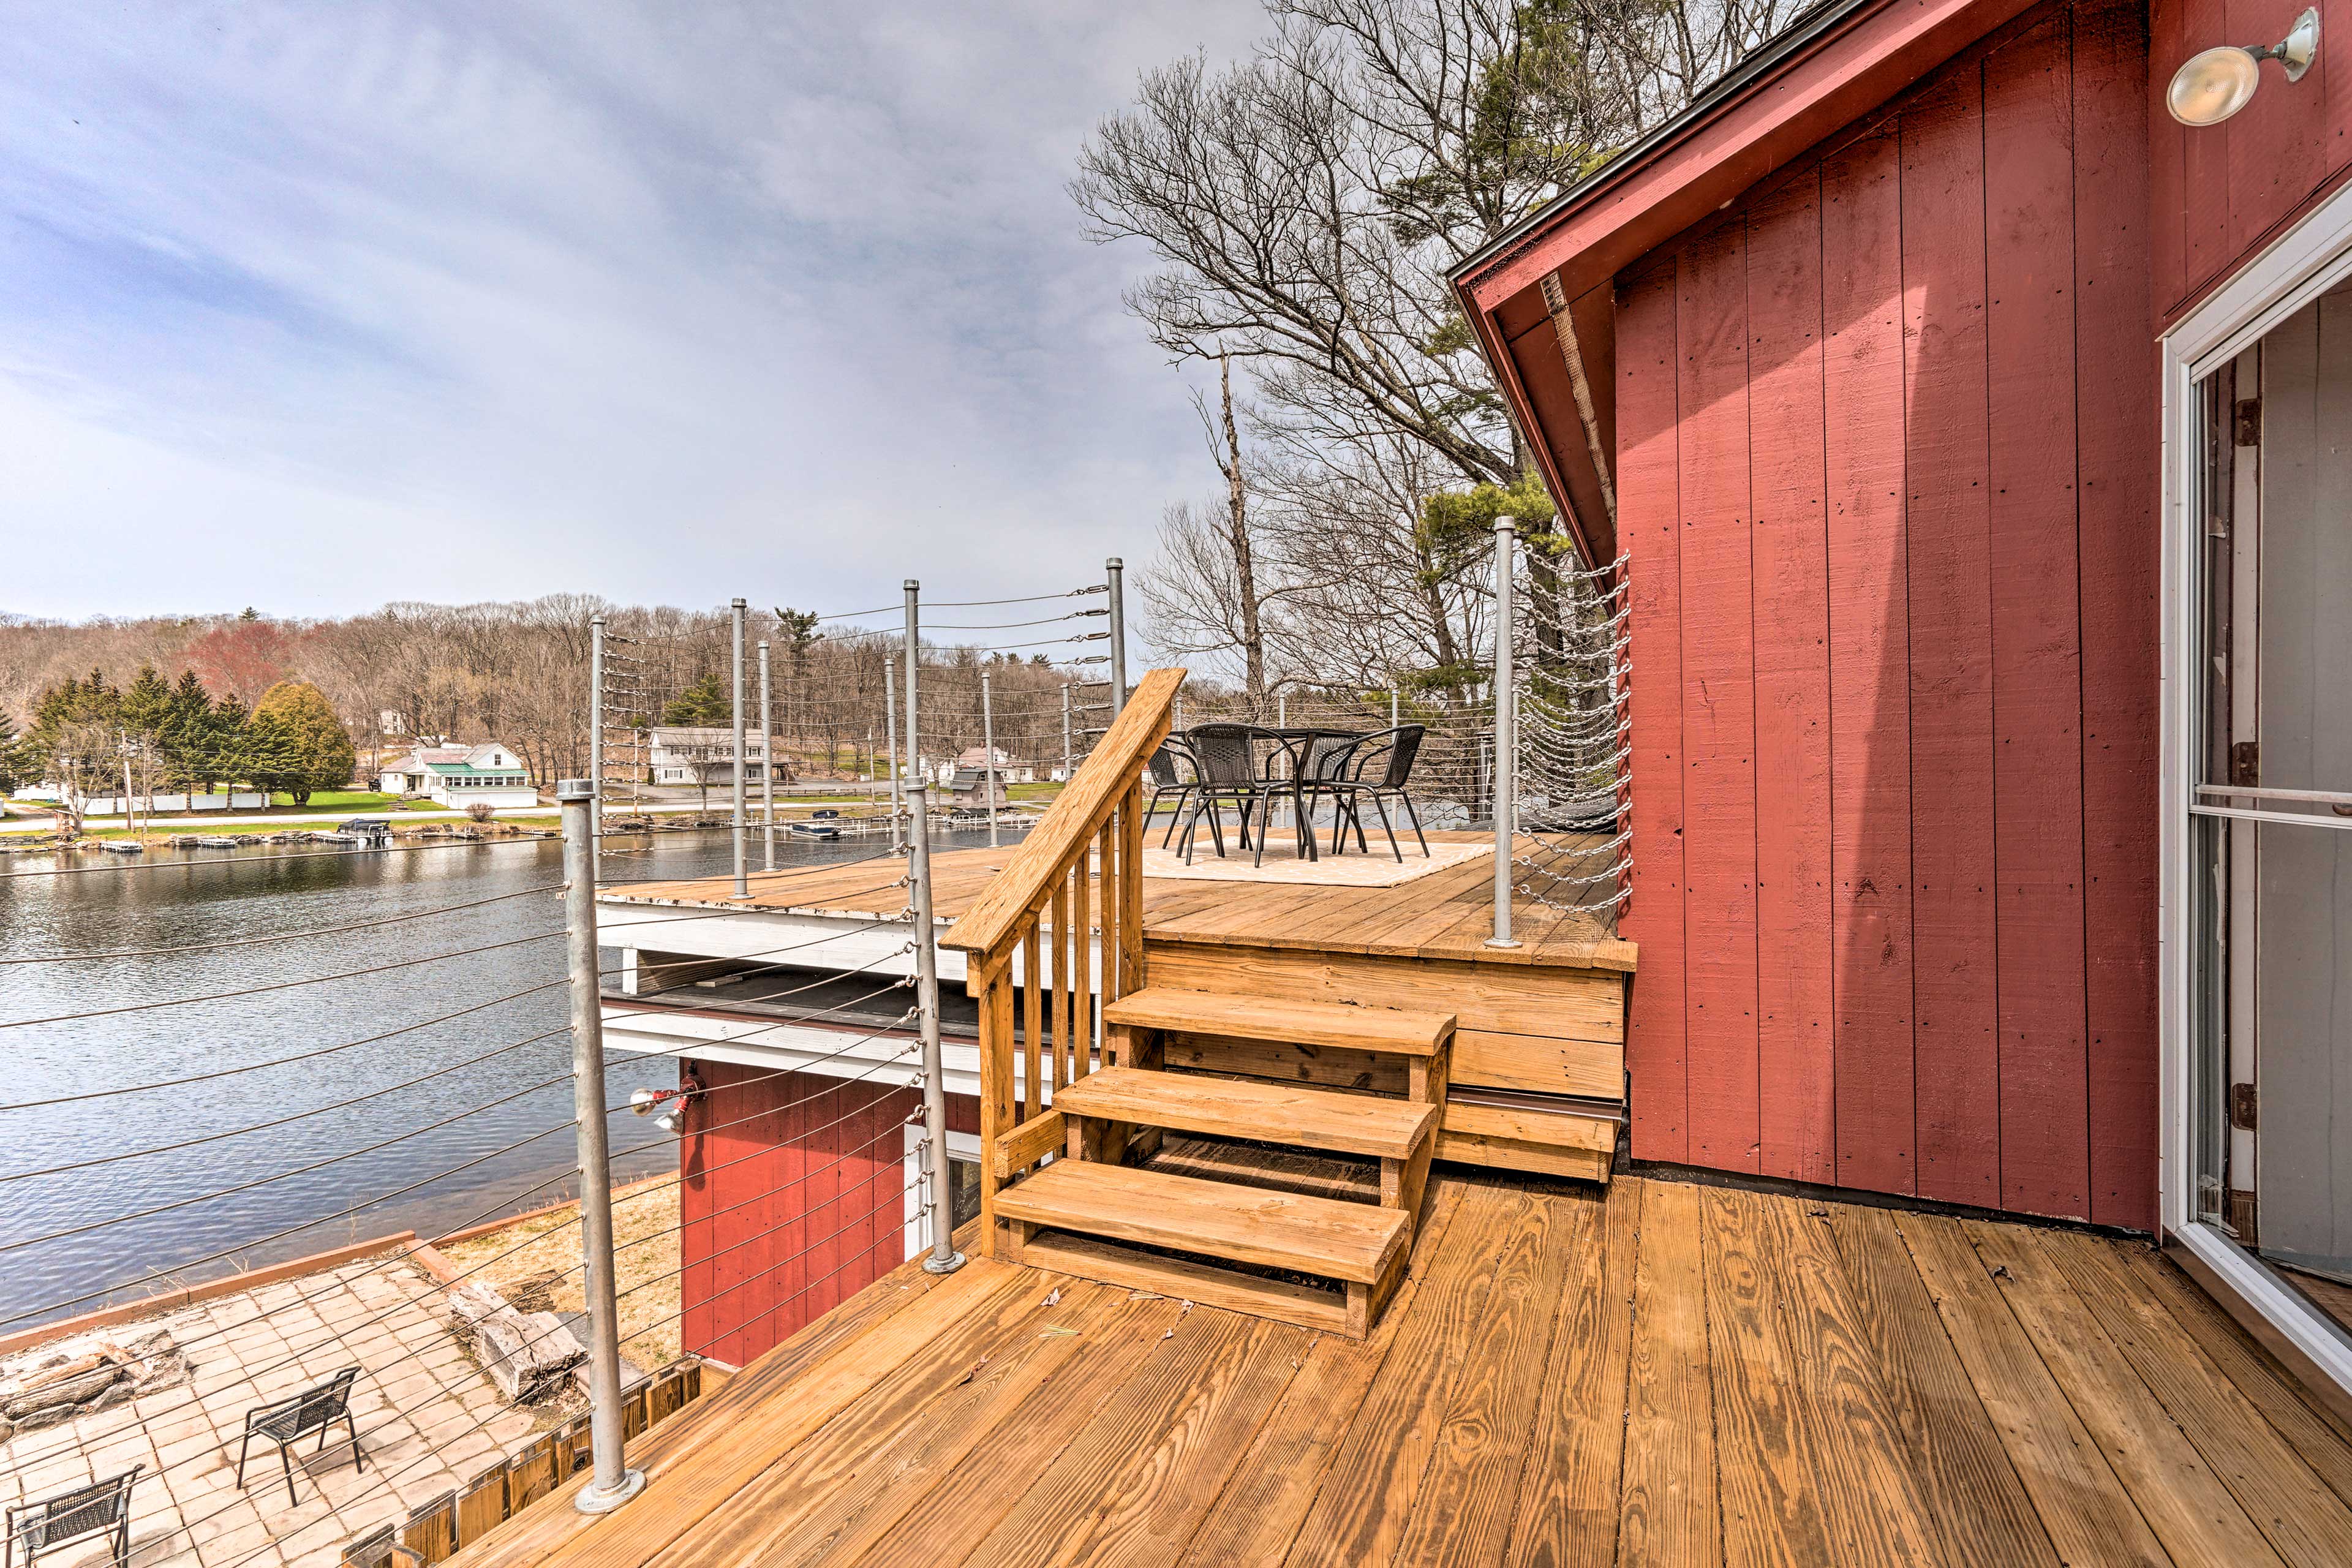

{"left": 1455, "top": 0, "right": 2352, "bottom": 1397}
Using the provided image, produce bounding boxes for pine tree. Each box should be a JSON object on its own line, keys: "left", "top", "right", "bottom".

{"left": 662, "top": 673, "right": 732, "bottom": 726}
{"left": 0, "top": 710, "right": 26, "bottom": 796}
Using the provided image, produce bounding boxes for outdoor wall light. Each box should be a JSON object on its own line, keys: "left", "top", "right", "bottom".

{"left": 629, "top": 1068, "right": 706, "bottom": 1134}
{"left": 2168, "top": 7, "right": 2319, "bottom": 126}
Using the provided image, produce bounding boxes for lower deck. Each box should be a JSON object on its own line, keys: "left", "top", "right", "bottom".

{"left": 453, "top": 1164, "right": 2352, "bottom": 1567}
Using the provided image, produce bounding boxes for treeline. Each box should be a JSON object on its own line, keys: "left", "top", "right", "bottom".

{"left": 2, "top": 666, "right": 357, "bottom": 826}
{"left": 0, "top": 596, "right": 1112, "bottom": 794}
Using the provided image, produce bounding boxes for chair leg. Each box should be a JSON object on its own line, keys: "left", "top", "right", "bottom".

{"left": 281, "top": 1444, "right": 298, "bottom": 1508}
{"left": 234, "top": 1433, "right": 250, "bottom": 1491}
{"left": 1370, "top": 795, "right": 1402, "bottom": 861}
{"left": 1400, "top": 793, "right": 1430, "bottom": 856}
{"left": 348, "top": 1414, "right": 365, "bottom": 1474}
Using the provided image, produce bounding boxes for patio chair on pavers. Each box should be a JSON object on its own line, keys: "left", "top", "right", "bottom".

{"left": 4, "top": 1466, "right": 141, "bottom": 1568}
{"left": 236, "top": 1366, "right": 363, "bottom": 1507}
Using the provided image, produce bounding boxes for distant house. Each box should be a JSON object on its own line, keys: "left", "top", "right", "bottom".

{"left": 378, "top": 742, "right": 538, "bottom": 810}
{"left": 940, "top": 745, "right": 1032, "bottom": 789}
{"left": 648, "top": 727, "right": 772, "bottom": 788}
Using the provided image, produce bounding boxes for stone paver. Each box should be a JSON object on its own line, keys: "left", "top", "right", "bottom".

{"left": 2, "top": 1255, "right": 560, "bottom": 1567}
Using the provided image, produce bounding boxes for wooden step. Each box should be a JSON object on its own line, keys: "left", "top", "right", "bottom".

{"left": 995, "top": 1159, "right": 1409, "bottom": 1286}
{"left": 1103, "top": 986, "right": 1454, "bottom": 1056}
{"left": 1054, "top": 1066, "right": 1435, "bottom": 1161}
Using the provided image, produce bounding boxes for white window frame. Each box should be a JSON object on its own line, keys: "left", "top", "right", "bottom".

{"left": 903, "top": 1123, "right": 982, "bottom": 1261}
{"left": 2160, "top": 172, "right": 2352, "bottom": 1400}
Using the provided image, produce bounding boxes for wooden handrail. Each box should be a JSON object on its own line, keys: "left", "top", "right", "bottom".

{"left": 940, "top": 666, "right": 1185, "bottom": 974}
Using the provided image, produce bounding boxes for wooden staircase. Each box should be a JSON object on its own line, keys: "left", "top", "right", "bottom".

{"left": 937, "top": 668, "right": 1468, "bottom": 1338}
{"left": 998, "top": 987, "right": 1455, "bottom": 1335}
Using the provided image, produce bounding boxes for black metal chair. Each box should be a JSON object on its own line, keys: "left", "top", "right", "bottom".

{"left": 236, "top": 1366, "right": 363, "bottom": 1507}
{"left": 1145, "top": 739, "right": 1200, "bottom": 849}
{"left": 1174, "top": 723, "right": 1272, "bottom": 864}
{"left": 1316, "top": 725, "right": 1430, "bottom": 861}
{"left": 4, "top": 1467, "right": 140, "bottom": 1568}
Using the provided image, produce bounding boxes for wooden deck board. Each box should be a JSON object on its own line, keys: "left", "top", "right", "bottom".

{"left": 450, "top": 1171, "right": 2352, "bottom": 1568}
{"left": 605, "top": 830, "right": 1636, "bottom": 972}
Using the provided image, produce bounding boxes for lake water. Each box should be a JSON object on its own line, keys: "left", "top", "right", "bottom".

{"left": 0, "top": 824, "right": 984, "bottom": 1339}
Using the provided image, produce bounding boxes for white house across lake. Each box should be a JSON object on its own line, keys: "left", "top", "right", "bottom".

{"left": 378, "top": 742, "right": 539, "bottom": 810}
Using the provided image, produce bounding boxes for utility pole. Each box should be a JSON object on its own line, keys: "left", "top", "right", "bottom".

{"left": 559, "top": 779, "right": 645, "bottom": 1514}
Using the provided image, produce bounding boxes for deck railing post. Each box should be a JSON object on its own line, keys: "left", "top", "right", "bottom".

{"left": 758, "top": 639, "right": 775, "bottom": 872}
{"left": 730, "top": 597, "right": 748, "bottom": 899}
{"left": 907, "top": 788, "right": 962, "bottom": 1277}
{"left": 884, "top": 658, "right": 903, "bottom": 851}
{"left": 1106, "top": 557, "right": 1129, "bottom": 710}
{"left": 981, "top": 669, "right": 1000, "bottom": 847}
{"left": 589, "top": 616, "right": 605, "bottom": 880}
{"left": 559, "top": 780, "right": 645, "bottom": 1514}
{"left": 1061, "top": 682, "right": 1072, "bottom": 782}
{"left": 1488, "top": 520, "right": 1521, "bottom": 949}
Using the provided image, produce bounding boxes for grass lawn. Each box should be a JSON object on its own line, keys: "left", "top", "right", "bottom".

{"left": 268, "top": 790, "right": 440, "bottom": 811}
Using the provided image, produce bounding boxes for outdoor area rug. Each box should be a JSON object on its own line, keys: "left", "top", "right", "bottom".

{"left": 1138, "top": 837, "right": 1488, "bottom": 888}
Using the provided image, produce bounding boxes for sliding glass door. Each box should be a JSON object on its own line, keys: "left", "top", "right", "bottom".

{"left": 2188, "top": 279, "right": 2352, "bottom": 1347}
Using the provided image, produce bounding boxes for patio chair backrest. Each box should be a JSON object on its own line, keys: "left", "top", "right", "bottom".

{"left": 7, "top": 1467, "right": 139, "bottom": 1554}
{"left": 1302, "top": 732, "right": 1365, "bottom": 781}
{"left": 1353, "top": 725, "right": 1426, "bottom": 790}
{"left": 1147, "top": 744, "right": 1182, "bottom": 788}
{"left": 251, "top": 1366, "right": 360, "bottom": 1443}
{"left": 1183, "top": 724, "right": 1262, "bottom": 787}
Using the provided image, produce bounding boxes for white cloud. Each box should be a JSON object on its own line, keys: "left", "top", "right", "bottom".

{"left": 0, "top": 0, "right": 1263, "bottom": 620}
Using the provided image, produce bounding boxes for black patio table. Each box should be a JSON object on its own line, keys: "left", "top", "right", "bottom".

{"left": 1251, "top": 726, "right": 1374, "bottom": 862}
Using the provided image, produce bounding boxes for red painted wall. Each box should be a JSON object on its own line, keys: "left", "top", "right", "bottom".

{"left": 2152, "top": 0, "right": 2352, "bottom": 322}
{"left": 677, "top": 1060, "right": 978, "bottom": 1367}
{"left": 1615, "top": 0, "right": 2161, "bottom": 1227}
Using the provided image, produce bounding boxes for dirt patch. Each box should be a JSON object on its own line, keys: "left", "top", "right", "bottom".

{"left": 435, "top": 1177, "right": 682, "bottom": 1368}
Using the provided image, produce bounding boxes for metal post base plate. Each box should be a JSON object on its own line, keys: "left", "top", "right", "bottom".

{"left": 573, "top": 1468, "right": 647, "bottom": 1515}
{"left": 921, "top": 1250, "right": 967, "bottom": 1275}
{"left": 1483, "top": 936, "right": 1525, "bottom": 949}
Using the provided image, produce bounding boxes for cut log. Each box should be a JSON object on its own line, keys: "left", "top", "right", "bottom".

{"left": 3, "top": 1365, "right": 123, "bottom": 1420}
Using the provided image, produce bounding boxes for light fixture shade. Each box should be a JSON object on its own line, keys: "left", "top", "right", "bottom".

{"left": 2169, "top": 46, "right": 2261, "bottom": 126}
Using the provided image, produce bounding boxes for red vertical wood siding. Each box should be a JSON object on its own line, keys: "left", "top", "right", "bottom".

{"left": 1613, "top": 0, "right": 2158, "bottom": 1225}
{"left": 2075, "top": 0, "right": 2162, "bottom": 1231}
{"left": 679, "top": 1061, "right": 978, "bottom": 1366}
{"left": 1901, "top": 60, "right": 2003, "bottom": 1210}
{"left": 1676, "top": 219, "right": 1763, "bottom": 1174}
{"left": 1985, "top": 20, "right": 2092, "bottom": 1218}
{"left": 1618, "top": 259, "right": 1690, "bottom": 1164}
{"left": 2154, "top": 0, "right": 2352, "bottom": 322}
{"left": 1746, "top": 167, "right": 1838, "bottom": 1185}
{"left": 1822, "top": 127, "right": 1920, "bottom": 1197}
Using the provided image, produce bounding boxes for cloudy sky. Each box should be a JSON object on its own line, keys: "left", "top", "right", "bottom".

{"left": 1, "top": 1, "right": 1264, "bottom": 622}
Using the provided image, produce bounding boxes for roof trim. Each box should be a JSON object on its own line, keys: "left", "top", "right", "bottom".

{"left": 1450, "top": 0, "right": 2039, "bottom": 311}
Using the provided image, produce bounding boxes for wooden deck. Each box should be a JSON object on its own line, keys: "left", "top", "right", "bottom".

{"left": 449, "top": 1164, "right": 2352, "bottom": 1567}
{"left": 605, "top": 829, "right": 1634, "bottom": 972}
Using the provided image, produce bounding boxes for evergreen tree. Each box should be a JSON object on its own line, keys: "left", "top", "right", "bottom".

{"left": 160, "top": 671, "right": 216, "bottom": 788}
{"left": 249, "top": 680, "right": 358, "bottom": 805}
{"left": 661, "top": 673, "right": 732, "bottom": 726}
{"left": 121, "top": 663, "right": 173, "bottom": 741}
{"left": 0, "top": 710, "right": 26, "bottom": 796}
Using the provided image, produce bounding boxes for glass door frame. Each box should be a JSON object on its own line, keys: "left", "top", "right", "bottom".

{"left": 2162, "top": 178, "right": 2352, "bottom": 1402}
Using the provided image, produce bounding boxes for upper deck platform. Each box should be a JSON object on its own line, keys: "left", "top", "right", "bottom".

{"left": 602, "top": 828, "right": 1634, "bottom": 973}
{"left": 447, "top": 1161, "right": 2352, "bottom": 1567}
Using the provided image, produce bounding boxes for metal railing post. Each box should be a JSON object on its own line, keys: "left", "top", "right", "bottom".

{"left": 981, "top": 669, "right": 999, "bottom": 848}
{"left": 1392, "top": 687, "right": 1400, "bottom": 728}
{"left": 1105, "top": 557, "right": 1128, "bottom": 710}
{"left": 730, "top": 598, "right": 748, "bottom": 898}
{"left": 1060, "top": 683, "right": 1072, "bottom": 781}
{"left": 905, "top": 778, "right": 959, "bottom": 1273}
{"left": 559, "top": 780, "right": 644, "bottom": 1513}
{"left": 1487, "top": 521, "right": 1521, "bottom": 948}
{"left": 884, "top": 658, "right": 903, "bottom": 851}
{"left": 758, "top": 639, "right": 775, "bottom": 872}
